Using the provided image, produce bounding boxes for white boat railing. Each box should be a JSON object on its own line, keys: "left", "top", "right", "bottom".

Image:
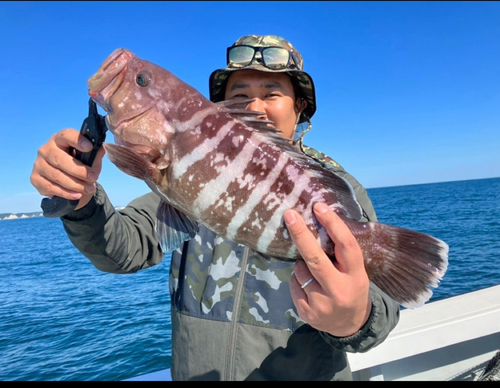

{"left": 348, "top": 284, "right": 500, "bottom": 381}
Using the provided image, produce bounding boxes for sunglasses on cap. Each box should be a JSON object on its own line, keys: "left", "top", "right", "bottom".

{"left": 227, "top": 45, "right": 302, "bottom": 71}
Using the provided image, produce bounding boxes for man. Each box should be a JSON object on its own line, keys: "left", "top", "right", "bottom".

{"left": 30, "top": 35, "right": 400, "bottom": 380}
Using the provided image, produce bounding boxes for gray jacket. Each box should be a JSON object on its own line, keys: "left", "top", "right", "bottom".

{"left": 62, "top": 146, "right": 400, "bottom": 381}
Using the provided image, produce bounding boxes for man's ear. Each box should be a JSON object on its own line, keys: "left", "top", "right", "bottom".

{"left": 296, "top": 98, "right": 307, "bottom": 113}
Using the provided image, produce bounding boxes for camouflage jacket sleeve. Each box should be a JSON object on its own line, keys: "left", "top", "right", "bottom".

{"left": 61, "top": 183, "right": 164, "bottom": 273}
{"left": 301, "top": 144, "right": 400, "bottom": 352}
{"left": 320, "top": 282, "right": 400, "bottom": 353}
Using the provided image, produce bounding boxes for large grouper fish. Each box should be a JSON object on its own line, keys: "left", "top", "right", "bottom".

{"left": 87, "top": 48, "right": 449, "bottom": 308}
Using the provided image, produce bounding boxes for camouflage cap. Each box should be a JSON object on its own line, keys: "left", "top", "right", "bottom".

{"left": 209, "top": 35, "right": 316, "bottom": 123}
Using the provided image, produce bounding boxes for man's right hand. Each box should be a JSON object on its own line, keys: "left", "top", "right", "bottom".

{"left": 30, "top": 128, "right": 105, "bottom": 211}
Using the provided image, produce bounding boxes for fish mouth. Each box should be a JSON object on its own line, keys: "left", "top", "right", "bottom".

{"left": 87, "top": 48, "right": 134, "bottom": 112}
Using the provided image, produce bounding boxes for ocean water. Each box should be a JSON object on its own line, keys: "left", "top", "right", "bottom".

{"left": 0, "top": 177, "right": 499, "bottom": 381}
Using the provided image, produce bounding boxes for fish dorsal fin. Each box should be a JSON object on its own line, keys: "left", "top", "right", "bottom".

{"left": 216, "top": 99, "right": 278, "bottom": 132}
{"left": 217, "top": 98, "right": 257, "bottom": 111}
{"left": 156, "top": 201, "right": 199, "bottom": 253}
{"left": 216, "top": 100, "right": 363, "bottom": 220}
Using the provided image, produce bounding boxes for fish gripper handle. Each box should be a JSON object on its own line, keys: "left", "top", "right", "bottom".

{"left": 41, "top": 98, "right": 107, "bottom": 218}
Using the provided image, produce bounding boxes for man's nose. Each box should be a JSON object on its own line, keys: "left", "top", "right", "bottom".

{"left": 246, "top": 98, "right": 266, "bottom": 118}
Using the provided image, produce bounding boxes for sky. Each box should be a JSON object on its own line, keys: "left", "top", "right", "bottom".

{"left": 1, "top": 1, "right": 499, "bottom": 214}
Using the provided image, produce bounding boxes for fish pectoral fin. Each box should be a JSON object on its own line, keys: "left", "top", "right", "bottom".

{"left": 103, "top": 143, "right": 156, "bottom": 181}
{"left": 156, "top": 201, "right": 199, "bottom": 252}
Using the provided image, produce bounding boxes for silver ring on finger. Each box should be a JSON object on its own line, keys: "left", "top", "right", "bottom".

{"left": 301, "top": 277, "right": 314, "bottom": 289}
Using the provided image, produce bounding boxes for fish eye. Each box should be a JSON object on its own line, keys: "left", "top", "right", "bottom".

{"left": 136, "top": 72, "right": 151, "bottom": 87}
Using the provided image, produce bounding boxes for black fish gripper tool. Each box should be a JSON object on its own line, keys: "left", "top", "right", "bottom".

{"left": 41, "top": 98, "right": 107, "bottom": 218}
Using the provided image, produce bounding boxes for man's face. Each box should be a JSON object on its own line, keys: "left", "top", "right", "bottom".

{"left": 224, "top": 70, "right": 303, "bottom": 140}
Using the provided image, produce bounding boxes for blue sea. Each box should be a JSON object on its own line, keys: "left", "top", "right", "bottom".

{"left": 1, "top": 177, "right": 499, "bottom": 381}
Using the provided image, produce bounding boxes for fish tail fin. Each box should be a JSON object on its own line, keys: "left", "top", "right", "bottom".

{"left": 344, "top": 218, "right": 449, "bottom": 309}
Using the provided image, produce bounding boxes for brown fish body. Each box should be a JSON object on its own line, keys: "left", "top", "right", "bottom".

{"left": 88, "top": 48, "right": 449, "bottom": 308}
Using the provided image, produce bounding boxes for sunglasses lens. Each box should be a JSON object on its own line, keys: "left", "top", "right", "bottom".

{"left": 262, "top": 47, "right": 290, "bottom": 70}
{"left": 228, "top": 46, "right": 255, "bottom": 67}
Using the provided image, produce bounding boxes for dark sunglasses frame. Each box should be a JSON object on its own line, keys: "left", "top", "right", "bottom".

{"left": 226, "top": 45, "right": 302, "bottom": 71}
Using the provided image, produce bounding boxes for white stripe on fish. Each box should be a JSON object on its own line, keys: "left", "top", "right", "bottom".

{"left": 193, "top": 128, "right": 264, "bottom": 219}
{"left": 226, "top": 149, "right": 290, "bottom": 242}
{"left": 173, "top": 119, "right": 235, "bottom": 180}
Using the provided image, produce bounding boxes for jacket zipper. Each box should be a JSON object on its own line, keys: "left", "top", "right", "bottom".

{"left": 223, "top": 246, "right": 250, "bottom": 380}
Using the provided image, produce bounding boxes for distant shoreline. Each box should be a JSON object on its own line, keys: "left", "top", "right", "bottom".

{"left": 0, "top": 212, "right": 43, "bottom": 221}
{"left": 0, "top": 207, "right": 125, "bottom": 221}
